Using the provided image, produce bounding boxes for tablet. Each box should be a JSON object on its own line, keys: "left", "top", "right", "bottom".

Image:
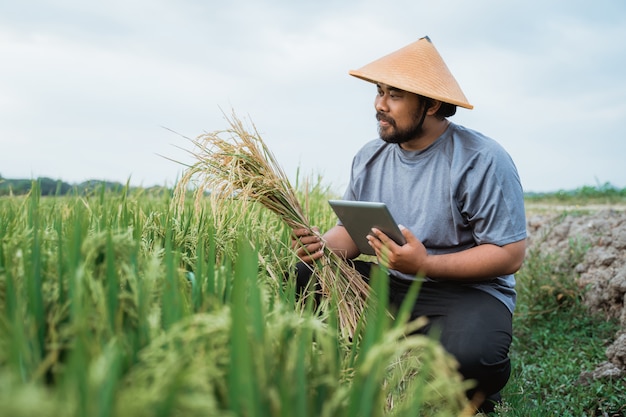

{"left": 328, "top": 200, "right": 406, "bottom": 256}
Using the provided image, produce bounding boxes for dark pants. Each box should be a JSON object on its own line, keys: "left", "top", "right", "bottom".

{"left": 295, "top": 260, "right": 512, "bottom": 409}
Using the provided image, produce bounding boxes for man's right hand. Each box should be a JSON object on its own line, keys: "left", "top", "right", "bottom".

{"left": 291, "top": 227, "right": 325, "bottom": 263}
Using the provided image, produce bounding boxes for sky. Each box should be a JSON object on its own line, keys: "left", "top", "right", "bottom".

{"left": 1, "top": 0, "right": 625, "bottom": 193}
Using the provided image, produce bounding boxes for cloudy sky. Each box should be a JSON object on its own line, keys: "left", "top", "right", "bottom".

{"left": 1, "top": 0, "right": 624, "bottom": 193}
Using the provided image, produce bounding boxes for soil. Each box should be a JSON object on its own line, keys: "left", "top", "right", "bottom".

{"left": 525, "top": 203, "right": 626, "bottom": 381}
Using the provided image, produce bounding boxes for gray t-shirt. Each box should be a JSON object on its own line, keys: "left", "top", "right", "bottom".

{"left": 342, "top": 122, "right": 527, "bottom": 312}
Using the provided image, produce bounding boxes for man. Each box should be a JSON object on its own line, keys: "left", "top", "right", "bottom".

{"left": 292, "top": 36, "right": 527, "bottom": 412}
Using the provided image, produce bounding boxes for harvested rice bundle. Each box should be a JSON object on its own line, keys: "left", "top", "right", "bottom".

{"left": 173, "top": 112, "right": 370, "bottom": 338}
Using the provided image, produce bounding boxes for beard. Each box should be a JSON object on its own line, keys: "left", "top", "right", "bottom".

{"left": 376, "top": 108, "right": 427, "bottom": 144}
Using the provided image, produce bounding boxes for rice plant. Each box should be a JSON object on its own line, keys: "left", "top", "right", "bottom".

{"left": 0, "top": 180, "right": 469, "bottom": 416}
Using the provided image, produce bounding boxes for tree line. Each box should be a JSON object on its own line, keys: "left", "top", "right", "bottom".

{"left": 0, "top": 175, "right": 133, "bottom": 196}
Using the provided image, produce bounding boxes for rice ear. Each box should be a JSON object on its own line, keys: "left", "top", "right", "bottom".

{"left": 172, "top": 110, "right": 370, "bottom": 338}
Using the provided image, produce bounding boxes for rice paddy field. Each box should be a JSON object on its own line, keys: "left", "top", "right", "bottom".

{"left": 1, "top": 179, "right": 624, "bottom": 416}
{"left": 0, "top": 181, "right": 473, "bottom": 417}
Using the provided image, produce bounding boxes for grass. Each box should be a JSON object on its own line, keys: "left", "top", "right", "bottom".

{"left": 496, "top": 216, "right": 626, "bottom": 416}
{"left": 502, "top": 307, "right": 625, "bottom": 416}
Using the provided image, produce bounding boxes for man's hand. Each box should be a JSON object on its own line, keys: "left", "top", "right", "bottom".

{"left": 367, "top": 225, "right": 427, "bottom": 275}
{"left": 291, "top": 227, "right": 325, "bottom": 264}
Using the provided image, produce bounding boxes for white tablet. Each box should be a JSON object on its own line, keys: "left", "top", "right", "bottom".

{"left": 328, "top": 200, "right": 406, "bottom": 256}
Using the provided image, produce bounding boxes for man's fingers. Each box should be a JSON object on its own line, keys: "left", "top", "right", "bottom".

{"left": 297, "top": 244, "right": 324, "bottom": 264}
{"left": 292, "top": 227, "right": 321, "bottom": 249}
{"left": 292, "top": 228, "right": 312, "bottom": 238}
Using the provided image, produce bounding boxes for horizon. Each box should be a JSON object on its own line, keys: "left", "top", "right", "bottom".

{"left": 1, "top": 172, "right": 624, "bottom": 195}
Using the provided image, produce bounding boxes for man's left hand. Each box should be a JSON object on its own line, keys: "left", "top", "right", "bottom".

{"left": 366, "top": 225, "right": 426, "bottom": 275}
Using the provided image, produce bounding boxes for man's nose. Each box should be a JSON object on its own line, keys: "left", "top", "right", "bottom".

{"left": 375, "top": 95, "right": 388, "bottom": 112}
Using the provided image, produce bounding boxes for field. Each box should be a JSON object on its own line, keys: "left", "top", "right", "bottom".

{"left": 0, "top": 181, "right": 625, "bottom": 416}
{"left": 504, "top": 201, "right": 626, "bottom": 416}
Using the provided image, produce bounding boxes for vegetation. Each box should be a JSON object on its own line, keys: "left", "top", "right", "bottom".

{"left": 1, "top": 174, "right": 624, "bottom": 416}
{"left": 0, "top": 182, "right": 471, "bottom": 417}
{"left": 525, "top": 182, "right": 626, "bottom": 205}
{"left": 499, "top": 233, "right": 626, "bottom": 416}
{"left": 172, "top": 113, "right": 370, "bottom": 339}
{"left": 0, "top": 176, "right": 132, "bottom": 196}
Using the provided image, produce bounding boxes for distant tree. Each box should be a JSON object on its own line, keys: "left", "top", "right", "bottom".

{"left": 39, "top": 178, "right": 56, "bottom": 195}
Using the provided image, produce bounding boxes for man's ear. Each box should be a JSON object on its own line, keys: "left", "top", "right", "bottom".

{"left": 426, "top": 100, "right": 443, "bottom": 116}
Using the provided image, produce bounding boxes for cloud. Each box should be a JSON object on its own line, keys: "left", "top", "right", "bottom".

{"left": 0, "top": 0, "right": 624, "bottom": 191}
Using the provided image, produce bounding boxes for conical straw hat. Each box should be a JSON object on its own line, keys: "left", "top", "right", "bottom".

{"left": 349, "top": 36, "right": 473, "bottom": 109}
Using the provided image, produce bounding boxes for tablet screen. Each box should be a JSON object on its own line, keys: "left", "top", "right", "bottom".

{"left": 328, "top": 200, "right": 406, "bottom": 256}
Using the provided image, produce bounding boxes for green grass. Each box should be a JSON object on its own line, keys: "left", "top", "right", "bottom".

{"left": 502, "top": 307, "right": 625, "bottom": 416}
{"left": 496, "top": 236, "right": 626, "bottom": 416}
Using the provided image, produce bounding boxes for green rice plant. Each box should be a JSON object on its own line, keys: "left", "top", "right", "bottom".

{"left": 293, "top": 172, "right": 341, "bottom": 227}
{"left": 0, "top": 179, "right": 473, "bottom": 417}
{"left": 113, "top": 238, "right": 468, "bottom": 417}
{"left": 1, "top": 258, "right": 33, "bottom": 384}
{"left": 346, "top": 266, "right": 472, "bottom": 417}
{"left": 27, "top": 182, "right": 46, "bottom": 363}
{"left": 0, "top": 373, "right": 63, "bottom": 416}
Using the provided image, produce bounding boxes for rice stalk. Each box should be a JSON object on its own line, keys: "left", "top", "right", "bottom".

{"left": 172, "top": 111, "right": 370, "bottom": 339}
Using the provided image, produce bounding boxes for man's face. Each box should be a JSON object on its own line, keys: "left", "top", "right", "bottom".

{"left": 375, "top": 83, "right": 426, "bottom": 144}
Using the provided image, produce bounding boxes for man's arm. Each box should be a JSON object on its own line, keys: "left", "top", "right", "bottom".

{"left": 368, "top": 225, "right": 526, "bottom": 281}
{"left": 420, "top": 240, "right": 526, "bottom": 280}
{"left": 292, "top": 225, "right": 360, "bottom": 263}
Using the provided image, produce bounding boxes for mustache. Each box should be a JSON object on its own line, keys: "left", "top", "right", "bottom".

{"left": 376, "top": 112, "right": 395, "bottom": 126}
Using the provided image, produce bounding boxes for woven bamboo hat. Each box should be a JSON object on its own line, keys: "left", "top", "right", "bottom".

{"left": 349, "top": 36, "right": 473, "bottom": 109}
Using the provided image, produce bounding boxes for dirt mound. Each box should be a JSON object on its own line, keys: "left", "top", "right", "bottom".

{"left": 525, "top": 206, "right": 626, "bottom": 380}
